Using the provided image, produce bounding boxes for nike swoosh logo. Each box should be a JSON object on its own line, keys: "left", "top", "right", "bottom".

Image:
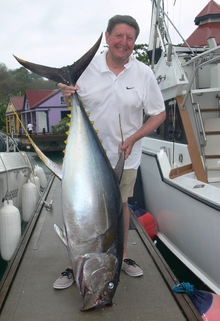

{"left": 126, "top": 86, "right": 135, "bottom": 90}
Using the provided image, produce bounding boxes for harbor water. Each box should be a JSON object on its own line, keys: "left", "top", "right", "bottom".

{"left": 30, "top": 151, "right": 63, "bottom": 178}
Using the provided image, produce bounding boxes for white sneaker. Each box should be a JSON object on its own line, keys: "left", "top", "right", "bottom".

{"left": 53, "top": 268, "right": 74, "bottom": 289}
{"left": 122, "top": 259, "right": 143, "bottom": 277}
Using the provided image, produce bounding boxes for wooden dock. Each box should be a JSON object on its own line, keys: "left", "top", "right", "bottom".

{"left": 19, "top": 134, "right": 67, "bottom": 152}
{"left": 0, "top": 176, "right": 201, "bottom": 321}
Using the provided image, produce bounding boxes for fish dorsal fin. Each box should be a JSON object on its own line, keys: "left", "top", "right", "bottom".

{"left": 114, "top": 114, "right": 124, "bottom": 183}
{"left": 114, "top": 151, "right": 124, "bottom": 184}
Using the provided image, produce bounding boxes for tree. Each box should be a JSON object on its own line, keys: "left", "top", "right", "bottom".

{"left": 0, "top": 64, "right": 57, "bottom": 105}
{"left": 0, "top": 103, "right": 6, "bottom": 131}
{"left": 52, "top": 117, "right": 69, "bottom": 134}
{"left": 0, "top": 63, "right": 9, "bottom": 81}
{"left": 0, "top": 63, "right": 57, "bottom": 128}
{"left": 133, "top": 44, "right": 150, "bottom": 65}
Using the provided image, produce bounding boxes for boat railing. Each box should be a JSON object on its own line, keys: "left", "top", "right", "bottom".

{"left": 150, "top": 0, "right": 196, "bottom": 68}
{"left": 160, "top": 146, "right": 171, "bottom": 166}
{"left": 161, "top": 7, "right": 194, "bottom": 56}
{"left": 191, "top": 100, "right": 208, "bottom": 174}
{"left": 191, "top": 102, "right": 207, "bottom": 148}
{"left": 180, "top": 53, "right": 220, "bottom": 109}
{"left": 0, "top": 131, "right": 22, "bottom": 152}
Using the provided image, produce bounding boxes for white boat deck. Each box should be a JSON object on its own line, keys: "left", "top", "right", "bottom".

{"left": 0, "top": 176, "right": 201, "bottom": 320}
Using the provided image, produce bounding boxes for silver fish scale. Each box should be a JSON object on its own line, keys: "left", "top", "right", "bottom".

{"left": 62, "top": 94, "right": 122, "bottom": 257}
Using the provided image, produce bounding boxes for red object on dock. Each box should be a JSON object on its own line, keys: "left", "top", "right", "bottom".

{"left": 200, "top": 292, "right": 220, "bottom": 321}
{"left": 173, "top": 282, "right": 220, "bottom": 320}
{"left": 138, "top": 212, "right": 157, "bottom": 239}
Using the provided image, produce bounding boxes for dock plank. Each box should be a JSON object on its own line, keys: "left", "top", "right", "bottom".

{"left": 0, "top": 177, "right": 201, "bottom": 321}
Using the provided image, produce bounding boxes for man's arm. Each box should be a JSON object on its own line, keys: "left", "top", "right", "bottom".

{"left": 119, "top": 110, "right": 166, "bottom": 160}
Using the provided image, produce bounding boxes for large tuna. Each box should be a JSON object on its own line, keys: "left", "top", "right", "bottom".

{"left": 13, "top": 35, "right": 124, "bottom": 311}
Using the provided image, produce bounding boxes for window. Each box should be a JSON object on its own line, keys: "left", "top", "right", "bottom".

{"left": 60, "top": 96, "right": 66, "bottom": 105}
{"left": 61, "top": 111, "right": 69, "bottom": 119}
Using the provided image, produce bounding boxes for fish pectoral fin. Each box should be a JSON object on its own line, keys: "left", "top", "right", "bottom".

{"left": 54, "top": 224, "right": 67, "bottom": 247}
{"left": 100, "top": 224, "right": 117, "bottom": 252}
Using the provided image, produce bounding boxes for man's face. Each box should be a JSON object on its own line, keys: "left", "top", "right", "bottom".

{"left": 105, "top": 23, "right": 136, "bottom": 63}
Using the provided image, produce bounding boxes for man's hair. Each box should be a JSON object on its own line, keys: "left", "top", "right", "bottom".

{"left": 106, "top": 15, "right": 140, "bottom": 39}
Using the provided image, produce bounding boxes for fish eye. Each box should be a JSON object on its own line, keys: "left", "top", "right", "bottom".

{"left": 108, "top": 282, "right": 114, "bottom": 290}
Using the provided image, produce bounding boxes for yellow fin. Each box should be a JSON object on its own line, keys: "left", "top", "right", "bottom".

{"left": 11, "top": 105, "right": 63, "bottom": 180}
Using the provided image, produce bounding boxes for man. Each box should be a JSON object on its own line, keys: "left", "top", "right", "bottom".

{"left": 53, "top": 15, "right": 166, "bottom": 289}
{"left": 27, "top": 122, "right": 33, "bottom": 135}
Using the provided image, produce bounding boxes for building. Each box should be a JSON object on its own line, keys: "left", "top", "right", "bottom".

{"left": 184, "top": 0, "right": 220, "bottom": 47}
{"left": 6, "top": 89, "right": 68, "bottom": 135}
{"left": 6, "top": 96, "right": 24, "bottom": 135}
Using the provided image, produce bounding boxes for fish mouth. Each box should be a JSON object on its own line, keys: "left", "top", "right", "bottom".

{"left": 78, "top": 254, "right": 117, "bottom": 311}
{"left": 81, "top": 291, "right": 113, "bottom": 311}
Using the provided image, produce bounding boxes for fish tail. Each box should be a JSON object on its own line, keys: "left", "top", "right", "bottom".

{"left": 13, "top": 34, "right": 102, "bottom": 85}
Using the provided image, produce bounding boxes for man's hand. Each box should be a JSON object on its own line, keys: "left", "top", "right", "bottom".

{"left": 58, "top": 83, "right": 78, "bottom": 104}
{"left": 119, "top": 136, "right": 136, "bottom": 160}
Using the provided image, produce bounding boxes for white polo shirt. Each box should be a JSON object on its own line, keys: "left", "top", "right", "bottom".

{"left": 77, "top": 51, "right": 165, "bottom": 170}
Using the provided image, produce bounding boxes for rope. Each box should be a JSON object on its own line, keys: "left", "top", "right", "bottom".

{"left": 172, "top": 282, "right": 194, "bottom": 296}
{"left": 11, "top": 107, "right": 53, "bottom": 210}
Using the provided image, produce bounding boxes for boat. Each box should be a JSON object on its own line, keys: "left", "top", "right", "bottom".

{"left": 140, "top": 0, "right": 220, "bottom": 295}
{"left": 0, "top": 130, "right": 48, "bottom": 265}
{"left": 0, "top": 131, "right": 22, "bottom": 152}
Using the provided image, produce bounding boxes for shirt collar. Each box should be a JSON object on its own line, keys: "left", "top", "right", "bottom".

{"left": 99, "top": 50, "right": 134, "bottom": 73}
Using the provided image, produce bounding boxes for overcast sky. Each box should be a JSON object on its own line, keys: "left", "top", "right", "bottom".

{"left": 1, "top": 0, "right": 211, "bottom": 70}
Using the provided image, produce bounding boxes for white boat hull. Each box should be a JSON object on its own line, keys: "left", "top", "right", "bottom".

{"left": 141, "top": 137, "right": 220, "bottom": 294}
{"left": 0, "top": 151, "right": 47, "bottom": 262}
{"left": 0, "top": 152, "right": 32, "bottom": 212}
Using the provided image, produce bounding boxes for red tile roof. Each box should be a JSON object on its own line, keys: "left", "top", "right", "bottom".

{"left": 195, "top": 0, "right": 220, "bottom": 24}
{"left": 184, "top": 0, "right": 220, "bottom": 47}
{"left": 185, "top": 22, "right": 220, "bottom": 47}
{"left": 10, "top": 96, "right": 24, "bottom": 111}
{"left": 25, "top": 89, "right": 59, "bottom": 108}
